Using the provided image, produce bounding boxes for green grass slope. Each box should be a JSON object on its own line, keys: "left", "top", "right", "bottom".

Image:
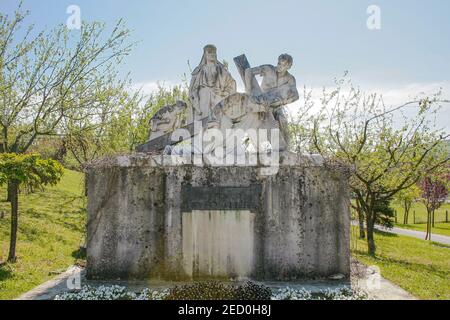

{"left": 352, "top": 228, "right": 450, "bottom": 300}
{"left": 0, "top": 169, "right": 85, "bottom": 300}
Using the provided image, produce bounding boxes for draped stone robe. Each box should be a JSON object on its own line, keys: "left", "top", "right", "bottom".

{"left": 189, "top": 61, "right": 236, "bottom": 121}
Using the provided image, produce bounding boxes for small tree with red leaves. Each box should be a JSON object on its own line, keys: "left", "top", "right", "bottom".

{"left": 420, "top": 173, "right": 449, "bottom": 240}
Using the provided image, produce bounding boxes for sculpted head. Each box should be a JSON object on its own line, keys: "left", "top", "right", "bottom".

{"left": 203, "top": 44, "right": 217, "bottom": 64}
{"left": 277, "top": 53, "right": 293, "bottom": 74}
{"left": 174, "top": 100, "right": 187, "bottom": 112}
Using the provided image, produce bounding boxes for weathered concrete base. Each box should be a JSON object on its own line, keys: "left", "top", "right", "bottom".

{"left": 86, "top": 153, "right": 351, "bottom": 281}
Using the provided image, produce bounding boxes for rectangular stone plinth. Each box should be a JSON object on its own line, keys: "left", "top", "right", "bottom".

{"left": 85, "top": 154, "right": 350, "bottom": 280}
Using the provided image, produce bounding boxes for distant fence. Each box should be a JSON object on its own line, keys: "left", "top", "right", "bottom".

{"left": 407, "top": 209, "right": 449, "bottom": 224}
{"left": 393, "top": 208, "right": 449, "bottom": 224}
{"left": 351, "top": 205, "right": 449, "bottom": 225}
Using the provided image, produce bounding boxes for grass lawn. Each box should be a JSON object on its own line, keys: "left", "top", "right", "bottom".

{"left": 394, "top": 223, "right": 450, "bottom": 237}
{"left": 352, "top": 227, "right": 450, "bottom": 300}
{"left": 0, "top": 169, "right": 85, "bottom": 300}
{"left": 391, "top": 202, "right": 450, "bottom": 237}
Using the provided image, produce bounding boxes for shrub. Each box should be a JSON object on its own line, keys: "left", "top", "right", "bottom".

{"left": 233, "top": 281, "right": 272, "bottom": 300}
{"left": 164, "top": 281, "right": 272, "bottom": 300}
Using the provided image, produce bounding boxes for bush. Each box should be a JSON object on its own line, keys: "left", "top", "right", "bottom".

{"left": 165, "top": 281, "right": 271, "bottom": 300}
{"left": 234, "top": 281, "right": 272, "bottom": 300}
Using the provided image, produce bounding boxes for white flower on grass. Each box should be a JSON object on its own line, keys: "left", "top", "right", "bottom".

{"left": 271, "top": 286, "right": 368, "bottom": 300}
{"left": 54, "top": 285, "right": 169, "bottom": 300}
{"left": 55, "top": 284, "right": 368, "bottom": 300}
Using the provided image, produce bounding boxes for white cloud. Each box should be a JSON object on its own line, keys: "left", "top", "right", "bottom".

{"left": 367, "top": 82, "right": 450, "bottom": 107}
{"left": 131, "top": 80, "right": 182, "bottom": 96}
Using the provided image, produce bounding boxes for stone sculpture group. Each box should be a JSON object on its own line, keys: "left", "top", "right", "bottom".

{"left": 141, "top": 44, "right": 299, "bottom": 155}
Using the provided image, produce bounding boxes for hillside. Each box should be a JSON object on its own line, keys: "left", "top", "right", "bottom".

{"left": 0, "top": 169, "right": 85, "bottom": 299}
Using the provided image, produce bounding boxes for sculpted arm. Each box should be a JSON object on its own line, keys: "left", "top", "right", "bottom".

{"left": 216, "top": 70, "right": 236, "bottom": 97}
{"left": 245, "top": 64, "right": 272, "bottom": 77}
{"left": 189, "top": 76, "right": 202, "bottom": 115}
{"left": 224, "top": 74, "right": 237, "bottom": 96}
{"left": 244, "top": 65, "right": 272, "bottom": 95}
{"left": 253, "top": 76, "right": 299, "bottom": 109}
{"left": 283, "top": 76, "right": 299, "bottom": 104}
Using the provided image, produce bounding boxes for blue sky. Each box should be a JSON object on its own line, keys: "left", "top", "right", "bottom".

{"left": 2, "top": 0, "right": 450, "bottom": 84}
{"left": 2, "top": 0, "right": 450, "bottom": 127}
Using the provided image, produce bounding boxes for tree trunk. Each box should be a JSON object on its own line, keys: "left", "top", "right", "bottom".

{"left": 432, "top": 210, "right": 435, "bottom": 228}
{"left": 425, "top": 209, "right": 432, "bottom": 241}
{"left": 84, "top": 173, "right": 88, "bottom": 197}
{"left": 429, "top": 210, "right": 432, "bottom": 240}
{"left": 356, "top": 200, "right": 365, "bottom": 239}
{"left": 6, "top": 181, "right": 12, "bottom": 202}
{"left": 403, "top": 200, "right": 410, "bottom": 225}
{"left": 3, "top": 128, "right": 12, "bottom": 202}
{"left": 358, "top": 211, "right": 365, "bottom": 239}
{"left": 366, "top": 210, "right": 376, "bottom": 255}
{"left": 7, "top": 181, "right": 19, "bottom": 263}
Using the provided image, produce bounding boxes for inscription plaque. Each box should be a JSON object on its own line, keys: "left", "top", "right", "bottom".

{"left": 181, "top": 184, "right": 262, "bottom": 212}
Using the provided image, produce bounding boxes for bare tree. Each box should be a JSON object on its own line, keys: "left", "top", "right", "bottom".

{"left": 304, "top": 77, "right": 449, "bottom": 255}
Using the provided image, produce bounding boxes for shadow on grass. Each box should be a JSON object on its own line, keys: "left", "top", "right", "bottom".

{"left": 431, "top": 242, "right": 450, "bottom": 249}
{"left": 398, "top": 223, "right": 450, "bottom": 229}
{"left": 354, "top": 248, "right": 449, "bottom": 279}
{"left": 51, "top": 219, "right": 84, "bottom": 233}
{"left": 433, "top": 225, "right": 450, "bottom": 231}
{"left": 72, "top": 247, "right": 86, "bottom": 268}
{"left": 71, "top": 247, "right": 86, "bottom": 260}
{"left": 25, "top": 208, "right": 45, "bottom": 219}
{"left": 17, "top": 223, "right": 49, "bottom": 242}
{"left": 374, "top": 229, "right": 399, "bottom": 238}
{"left": 0, "top": 264, "right": 13, "bottom": 281}
{"left": 20, "top": 205, "right": 85, "bottom": 234}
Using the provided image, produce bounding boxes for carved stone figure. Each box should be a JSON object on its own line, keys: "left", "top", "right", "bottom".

{"left": 148, "top": 100, "right": 187, "bottom": 140}
{"left": 205, "top": 54, "right": 299, "bottom": 154}
{"left": 137, "top": 49, "right": 299, "bottom": 155}
{"left": 189, "top": 44, "right": 237, "bottom": 120}
{"left": 209, "top": 92, "right": 285, "bottom": 154}
{"left": 243, "top": 53, "right": 299, "bottom": 145}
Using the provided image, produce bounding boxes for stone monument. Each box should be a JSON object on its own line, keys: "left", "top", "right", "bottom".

{"left": 86, "top": 45, "right": 350, "bottom": 281}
